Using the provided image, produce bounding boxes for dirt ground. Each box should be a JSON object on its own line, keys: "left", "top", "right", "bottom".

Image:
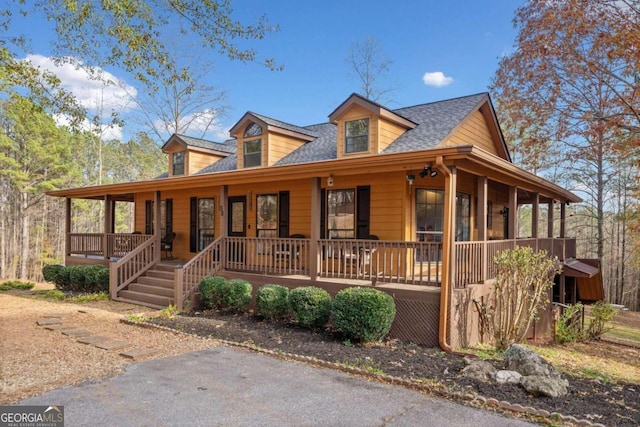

{"left": 2, "top": 288, "right": 639, "bottom": 426}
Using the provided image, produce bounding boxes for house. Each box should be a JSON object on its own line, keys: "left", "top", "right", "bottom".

{"left": 47, "top": 92, "right": 603, "bottom": 349}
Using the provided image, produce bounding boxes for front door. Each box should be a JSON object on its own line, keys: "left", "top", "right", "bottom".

{"left": 227, "top": 196, "right": 246, "bottom": 264}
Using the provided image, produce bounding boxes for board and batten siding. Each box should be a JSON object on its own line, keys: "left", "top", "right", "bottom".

{"left": 444, "top": 111, "right": 497, "bottom": 155}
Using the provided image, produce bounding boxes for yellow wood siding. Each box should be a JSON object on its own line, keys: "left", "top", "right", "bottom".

{"left": 377, "top": 117, "right": 407, "bottom": 153}
{"left": 266, "top": 133, "right": 306, "bottom": 166}
{"left": 444, "top": 111, "right": 497, "bottom": 155}
{"left": 187, "top": 152, "right": 224, "bottom": 175}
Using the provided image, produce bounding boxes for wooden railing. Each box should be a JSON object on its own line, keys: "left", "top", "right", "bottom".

{"left": 175, "top": 237, "right": 224, "bottom": 309}
{"left": 224, "top": 237, "right": 310, "bottom": 275}
{"left": 109, "top": 236, "right": 157, "bottom": 299}
{"left": 69, "top": 233, "right": 103, "bottom": 256}
{"left": 107, "top": 233, "right": 152, "bottom": 258}
{"left": 69, "top": 233, "right": 152, "bottom": 258}
{"left": 318, "top": 239, "right": 442, "bottom": 285}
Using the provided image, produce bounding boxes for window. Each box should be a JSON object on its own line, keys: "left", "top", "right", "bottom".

{"left": 327, "top": 189, "right": 355, "bottom": 238}
{"left": 256, "top": 194, "right": 278, "bottom": 238}
{"left": 145, "top": 199, "right": 172, "bottom": 236}
{"left": 415, "top": 189, "right": 471, "bottom": 242}
{"left": 172, "top": 152, "right": 185, "bottom": 175}
{"left": 243, "top": 139, "right": 261, "bottom": 168}
{"left": 197, "top": 198, "right": 215, "bottom": 250}
{"left": 244, "top": 122, "right": 263, "bottom": 138}
{"left": 345, "top": 118, "right": 369, "bottom": 153}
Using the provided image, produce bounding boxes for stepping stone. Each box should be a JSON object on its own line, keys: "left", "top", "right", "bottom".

{"left": 77, "top": 336, "right": 111, "bottom": 345}
{"left": 62, "top": 329, "right": 92, "bottom": 337}
{"left": 44, "top": 324, "right": 75, "bottom": 331}
{"left": 43, "top": 313, "right": 66, "bottom": 318}
{"left": 120, "top": 348, "right": 156, "bottom": 360}
{"left": 95, "top": 341, "right": 129, "bottom": 351}
{"left": 37, "top": 318, "right": 61, "bottom": 326}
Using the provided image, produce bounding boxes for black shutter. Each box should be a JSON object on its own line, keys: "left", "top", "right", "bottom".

{"left": 320, "top": 188, "right": 326, "bottom": 239}
{"left": 356, "top": 185, "right": 370, "bottom": 239}
{"left": 145, "top": 201, "right": 153, "bottom": 234}
{"left": 165, "top": 199, "right": 173, "bottom": 235}
{"left": 190, "top": 197, "right": 198, "bottom": 252}
{"left": 278, "top": 191, "right": 290, "bottom": 238}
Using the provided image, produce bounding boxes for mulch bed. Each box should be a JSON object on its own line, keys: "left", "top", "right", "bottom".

{"left": 150, "top": 311, "right": 639, "bottom": 426}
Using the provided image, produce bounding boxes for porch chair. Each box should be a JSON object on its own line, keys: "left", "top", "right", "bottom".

{"left": 161, "top": 232, "right": 176, "bottom": 260}
{"left": 273, "top": 234, "right": 306, "bottom": 267}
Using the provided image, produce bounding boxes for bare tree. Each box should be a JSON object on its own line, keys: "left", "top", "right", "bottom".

{"left": 345, "top": 37, "right": 395, "bottom": 104}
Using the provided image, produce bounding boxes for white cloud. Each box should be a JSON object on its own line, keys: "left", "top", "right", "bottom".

{"left": 25, "top": 54, "right": 137, "bottom": 113}
{"left": 54, "top": 114, "right": 123, "bottom": 141}
{"left": 422, "top": 71, "right": 454, "bottom": 87}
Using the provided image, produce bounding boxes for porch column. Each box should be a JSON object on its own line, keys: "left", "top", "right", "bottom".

{"left": 508, "top": 186, "right": 518, "bottom": 240}
{"left": 531, "top": 193, "right": 539, "bottom": 251}
{"left": 309, "top": 177, "right": 321, "bottom": 281}
{"left": 65, "top": 198, "right": 72, "bottom": 257}
{"left": 445, "top": 166, "right": 458, "bottom": 288}
{"left": 103, "top": 195, "right": 112, "bottom": 259}
{"left": 560, "top": 202, "right": 567, "bottom": 238}
{"left": 477, "top": 176, "right": 488, "bottom": 282}
{"left": 154, "top": 191, "right": 161, "bottom": 263}
{"left": 547, "top": 200, "right": 555, "bottom": 238}
{"left": 219, "top": 186, "right": 228, "bottom": 267}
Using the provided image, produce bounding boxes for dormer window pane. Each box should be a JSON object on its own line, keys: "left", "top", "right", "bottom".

{"left": 345, "top": 118, "right": 369, "bottom": 153}
{"left": 172, "top": 152, "right": 185, "bottom": 175}
{"left": 244, "top": 139, "right": 261, "bottom": 167}
{"left": 244, "top": 123, "right": 263, "bottom": 138}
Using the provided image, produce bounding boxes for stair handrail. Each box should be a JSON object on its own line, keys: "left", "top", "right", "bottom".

{"left": 175, "top": 237, "right": 224, "bottom": 309}
{"left": 109, "top": 235, "right": 157, "bottom": 299}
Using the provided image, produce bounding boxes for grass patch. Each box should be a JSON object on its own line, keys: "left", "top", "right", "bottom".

{"left": 0, "top": 280, "right": 35, "bottom": 291}
{"left": 32, "top": 289, "right": 66, "bottom": 300}
{"left": 603, "top": 324, "right": 640, "bottom": 344}
{"left": 67, "top": 291, "right": 110, "bottom": 302}
{"left": 125, "top": 313, "right": 148, "bottom": 323}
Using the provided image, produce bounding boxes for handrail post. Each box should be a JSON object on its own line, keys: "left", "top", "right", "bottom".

{"left": 174, "top": 266, "right": 184, "bottom": 310}
{"left": 109, "top": 260, "right": 117, "bottom": 300}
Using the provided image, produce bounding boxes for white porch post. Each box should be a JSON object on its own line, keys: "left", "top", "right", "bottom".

{"left": 310, "top": 177, "right": 321, "bottom": 281}
{"left": 477, "top": 176, "right": 488, "bottom": 282}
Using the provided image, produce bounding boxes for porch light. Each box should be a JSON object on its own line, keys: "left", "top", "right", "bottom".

{"left": 406, "top": 173, "right": 415, "bottom": 186}
{"left": 327, "top": 175, "right": 334, "bottom": 187}
{"left": 419, "top": 166, "right": 438, "bottom": 178}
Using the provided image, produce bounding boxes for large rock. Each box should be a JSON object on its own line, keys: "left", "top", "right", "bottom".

{"left": 460, "top": 359, "right": 497, "bottom": 382}
{"left": 494, "top": 370, "right": 522, "bottom": 385}
{"left": 521, "top": 375, "right": 569, "bottom": 398}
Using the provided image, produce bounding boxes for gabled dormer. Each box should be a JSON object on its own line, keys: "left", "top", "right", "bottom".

{"left": 161, "top": 134, "right": 235, "bottom": 177}
{"left": 328, "top": 94, "right": 417, "bottom": 158}
{"left": 229, "top": 113, "right": 316, "bottom": 169}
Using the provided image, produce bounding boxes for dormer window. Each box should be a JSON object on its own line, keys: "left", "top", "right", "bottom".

{"left": 244, "top": 123, "right": 263, "bottom": 138}
{"left": 172, "top": 151, "right": 185, "bottom": 175}
{"left": 345, "top": 118, "right": 369, "bottom": 153}
{"left": 243, "top": 139, "right": 261, "bottom": 167}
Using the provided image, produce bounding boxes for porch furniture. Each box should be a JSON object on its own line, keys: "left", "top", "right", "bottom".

{"left": 342, "top": 235, "right": 379, "bottom": 276}
{"left": 273, "top": 234, "right": 306, "bottom": 268}
{"left": 161, "top": 232, "right": 176, "bottom": 260}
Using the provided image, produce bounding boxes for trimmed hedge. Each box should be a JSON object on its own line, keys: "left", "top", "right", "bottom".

{"left": 332, "top": 287, "right": 396, "bottom": 343}
{"left": 288, "top": 286, "right": 332, "bottom": 328}
{"left": 42, "top": 264, "right": 108, "bottom": 293}
{"left": 225, "top": 279, "right": 252, "bottom": 313}
{"left": 255, "top": 284, "right": 290, "bottom": 321}
{"left": 199, "top": 276, "right": 228, "bottom": 310}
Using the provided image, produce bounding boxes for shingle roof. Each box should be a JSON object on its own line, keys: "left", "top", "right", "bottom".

{"left": 193, "top": 92, "right": 490, "bottom": 175}
{"left": 176, "top": 134, "right": 237, "bottom": 154}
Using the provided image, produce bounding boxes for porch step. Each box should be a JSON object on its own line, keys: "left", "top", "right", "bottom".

{"left": 145, "top": 270, "right": 174, "bottom": 280}
{"left": 128, "top": 283, "right": 174, "bottom": 298}
{"left": 118, "top": 290, "right": 173, "bottom": 308}
{"left": 154, "top": 263, "right": 178, "bottom": 272}
{"left": 137, "top": 276, "right": 173, "bottom": 288}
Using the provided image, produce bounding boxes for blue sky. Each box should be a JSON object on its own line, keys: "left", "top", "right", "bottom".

{"left": 9, "top": 0, "right": 523, "bottom": 142}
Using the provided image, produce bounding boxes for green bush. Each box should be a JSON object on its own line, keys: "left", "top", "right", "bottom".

{"left": 42, "top": 264, "right": 64, "bottom": 283}
{"left": 288, "top": 286, "right": 332, "bottom": 328}
{"left": 587, "top": 301, "right": 618, "bottom": 340}
{"left": 199, "top": 276, "right": 229, "bottom": 309}
{"left": 69, "top": 265, "right": 89, "bottom": 291}
{"left": 84, "top": 265, "right": 109, "bottom": 292}
{"left": 50, "top": 265, "right": 108, "bottom": 293}
{"left": 332, "top": 287, "right": 396, "bottom": 343}
{"left": 555, "top": 303, "right": 584, "bottom": 344}
{"left": 53, "top": 266, "right": 72, "bottom": 290}
{"left": 255, "top": 284, "right": 290, "bottom": 321}
{"left": 0, "top": 280, "right": 35, "bottom": 291}
{"left": 225, "top": 279, "right": 253, "bottom": 313}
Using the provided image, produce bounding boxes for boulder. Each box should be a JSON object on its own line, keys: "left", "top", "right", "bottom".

{"left": 494, "top": 370, "right": 522, "bottom": 385}
{"left": 504, "top": 344, "right": 559, "bottom": 378}
{"left": 521, "top": 375, "right": 569, "bottom": 398}
{"left": 460, "top": 359, "right": 497, "bottom": 382}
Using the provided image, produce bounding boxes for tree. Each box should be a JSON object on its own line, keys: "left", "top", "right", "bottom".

{"left": 345, "top": 37, "right": 395, "bottom": 103}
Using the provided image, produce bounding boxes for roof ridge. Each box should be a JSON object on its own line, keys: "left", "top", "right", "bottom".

{"left": 392, "top": 92, "right": 488, "bottom": 112}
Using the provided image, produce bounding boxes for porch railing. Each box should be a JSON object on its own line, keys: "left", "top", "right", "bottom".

{"left": 70, "top": 233, "right": 152, "bottom": 259}
{"left": 175, "top": 237, "right": 224, "bottom": 309}
{"left": 224, "top": 237, "right": 310, "bottom": 275}
{"left": 109, "top": 235, "right": 157, "bottom": 299}
{"left": 318, "top": 239, "right": 442, "bottom": 285}
{"left": 69, "top": 233, "right": 103, "bottom": 256}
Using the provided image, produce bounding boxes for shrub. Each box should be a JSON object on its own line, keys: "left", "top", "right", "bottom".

{"left": 84, "top": 265, "right": 109, "bottom": 292}
{"left": 53, "top": 266, "right": 72, "bottom": 290}
{"left": 224, "top": 279, "right": 253, "bottom": 313}
{"left": 586, "top": 301, "right": 618, "bottom": 340}
{"left": 288, "top": 286, "right": 332, "bottom": 328}
{"left": 255, "top": 285, "right": 290, "bottom": 321}
{"left": 332, "top": 287, "right": 396, "bottom": 343}
{"left": 42, "top": 264, "right": 64, "bottom": 283}
{"left": 69, "top": 265, "right": 89, "bottom": 291}
{"left": 555, "top": 303, "right": 584, "bottom": 344}
{"left": 199, "top": 276, "right": 228, "bottom": 310}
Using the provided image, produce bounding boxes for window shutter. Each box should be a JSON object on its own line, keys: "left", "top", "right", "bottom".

{"left": 145, "top": 201, "right": 153, "bottom": 234}
{"left": 278, "top": 191, "right": 290, "bottom": 238}
{"left": 356, "top": 186, "right": 370, "bottom": 239}
{"left": 190, "top": 197, "right": 198, "bottom": 252}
